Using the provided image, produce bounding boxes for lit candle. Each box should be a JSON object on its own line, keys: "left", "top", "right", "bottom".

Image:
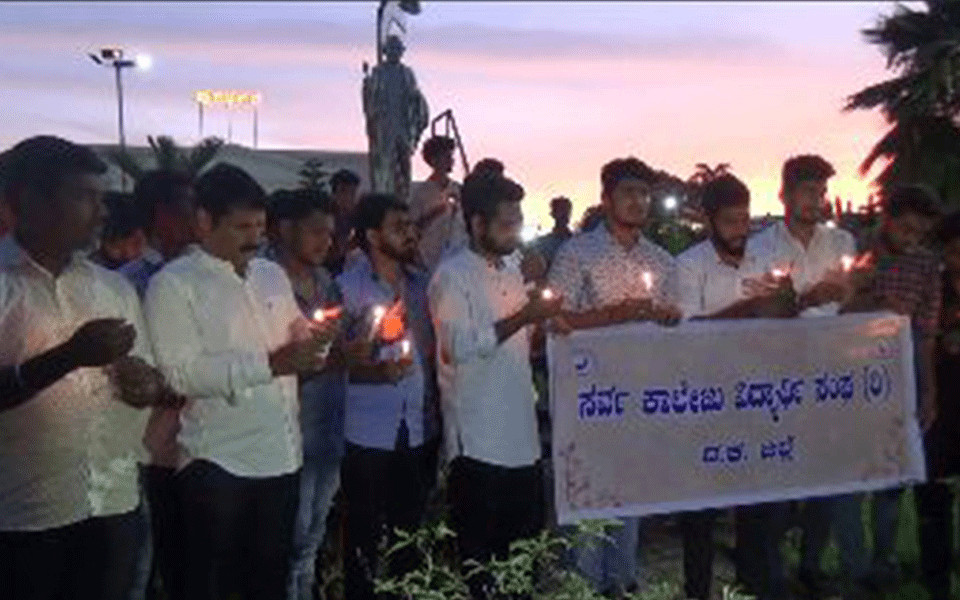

{"left": 771, "top": 268, "right": 787, "bottom": 279}
{"left": 541, "top": 287, "right": 554, "bottom": 300}
{"left": 311, "top": 307, "right": 341, "bottom": 323}
{"left": 641, "top": 271, "right": 654, "bottom": 294}
{"left": 841, "top": 255, "right": 855, "bottom": 272}
{"left": 368, "top": 305, "right": 387, "bottom": 342}
{"left": 400, "top": 338, "right": 412, "bottom": 357}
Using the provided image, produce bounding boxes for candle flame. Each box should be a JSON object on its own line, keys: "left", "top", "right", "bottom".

{"left": 841, "top": 255, "right": 854, "bottom": 272}
{"left": 771, "top": 268, "right": 787, "bottom": 279}
{"left": 401, "top": 339, "right": 411, "bottom": 356}
{"left": 642, "top": 271, "right": 653, "bottom": 291}
{"left": 541, "top": 288, "right": 554, "bottom": 300}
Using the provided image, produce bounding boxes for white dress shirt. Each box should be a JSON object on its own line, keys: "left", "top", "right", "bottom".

{"left": 0, "top": 236, "right": 151, "bottom": 531}
{"left": 677, "top": 239, "right": 774, "bottom": 319}
{"left": 751, "top": 221, "right": 856, "bottom": 317}
{"left": 145, "top": 247, "right": 304, "bottom": 478}
{"left": 428, "top": 248, "right": 540, "bottom": 468}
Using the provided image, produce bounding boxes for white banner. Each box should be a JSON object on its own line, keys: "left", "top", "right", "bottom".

{"left": 548, "top": 312, "right": 925, "bottom": 525}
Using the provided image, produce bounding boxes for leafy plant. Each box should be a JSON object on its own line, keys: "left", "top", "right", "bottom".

{"left": 105, "top": 135, "right": 225, "bottom": 182}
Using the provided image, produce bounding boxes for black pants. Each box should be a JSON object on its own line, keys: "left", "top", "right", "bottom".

{"left": 447, "top": 456, "right": 544, "bottom": 600}
{"left": 915, "top": 481, "right": 955, "bottom": 600}
{"left": 679, "top": 509, "right": 718, "bottom": 600}
{"left": 177, "top": 459, "right": 300, "bottom": 600}
{"left": 144, "top": 464, "right": 186, "bottom": 600}
{"left": 734, "top": 502, "right": 790, "bottom": 600}
{"left": 341, "top": 441, "right": 433, "bottom": 600}
{"left": 0, "top": 509, "right": 144, "bottom": 600}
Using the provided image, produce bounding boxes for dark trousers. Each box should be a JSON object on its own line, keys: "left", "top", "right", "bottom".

{"left": 144, "top": 464, "right": 186, "bottom": 600}
{"left": 915, "top": 482, "right": 955, "bottom": 600}
{"left": 0, "top": 509, "right": 144, "bottom": 600}
{"left": 679, "top": 509, "right": 718, "bottom": 600}
{"left": 177, "top": 459, "right": 299, "bottom": 600}
{"left": 734, "top": 502, "right": 790, "bottom": 600}
{"left": 341, "top": 441, "right": 433, "bottom": 600}
{"left": 447, "top": 456, "right": 544, "bottom": 600}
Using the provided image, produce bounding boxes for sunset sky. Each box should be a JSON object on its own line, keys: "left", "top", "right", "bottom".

{"left": 0, "top": 1, "right": 906, "bottom": 228}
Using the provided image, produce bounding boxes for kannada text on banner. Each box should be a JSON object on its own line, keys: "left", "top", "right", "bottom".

{"left": 548, "top": 312, "right": 925, "bottom": 525}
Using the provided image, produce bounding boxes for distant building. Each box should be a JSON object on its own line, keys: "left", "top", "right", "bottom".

{"left": 89, "top": 143, "right": 369, "bottom": 193}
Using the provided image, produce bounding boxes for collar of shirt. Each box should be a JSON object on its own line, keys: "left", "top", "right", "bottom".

{"left": 0, "top": 234, "right": 90, "bottom": 278}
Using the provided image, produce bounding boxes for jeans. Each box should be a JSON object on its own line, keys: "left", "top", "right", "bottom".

{"left": 915, "top": 482, "right": 955, "bottom": 600}
{"left": 571, "top": 517, "right": 640, "bottom": 593}
{"left": 341, "top": 441, "right": 434, "bottom": 600}
{"left": 871, "top": 488, "right": 902, "bottom": 566}
{"left": 679, "top": 509, "right": 718, "bottom": 600}
{"left": 447, "top": 456, "right": 544, "bottom": 600}
{"left": 735, "top": 502, "right": 790, "bottom": 600}
{"left": 0, "top": 509, "right": 145, "bottom": 600}
{"left": 178, "top": 460, "right": 300, "bottom": 600}
{"left": 800, "top": 493, "right": 869, "bottom": 579}
{"left": 287, "top": 451, "right": 342, "bottom": 600}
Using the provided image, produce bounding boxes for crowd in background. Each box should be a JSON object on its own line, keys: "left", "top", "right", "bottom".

{"left": 0, "top": 132, "right": 958, "bottom": 600}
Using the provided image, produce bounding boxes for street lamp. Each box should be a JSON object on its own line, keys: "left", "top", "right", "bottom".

{"left": 88, "top": 47, "right": 151, "bottom": 150}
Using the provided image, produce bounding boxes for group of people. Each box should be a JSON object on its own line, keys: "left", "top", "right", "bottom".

{"left": 0, "top": 131, "right": 956, "bottom": 600}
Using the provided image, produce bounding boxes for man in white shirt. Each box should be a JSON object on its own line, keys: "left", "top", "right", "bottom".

{"left": 429, "top": 170, "right": 563, "bottom": 600}
{"left": 547, "top": 157, "right": 681, "bottom": 597}
{"left": 145, "top": 164, "right": 337, "bottom": 600}
{"left": 677, "top": 174, "right": 795, "bottom": 600}
{"left": 120, "top": 168, "right": 196, "bottom": 600}
{"left": 0, "top": 136, "right": 174, "bottom": 600}
{"left": 751, "top": 155, "right": 865, "bottom": 599}
{"left": 409, "top": 135, "right": 469, "bottom": 273}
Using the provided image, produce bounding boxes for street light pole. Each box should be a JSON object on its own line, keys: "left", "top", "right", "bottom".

{"left": 89, "top": 47, "right": 149, "bottom": 191}
{"left": 114, "top": 61, "right": 127, "bottom": 150}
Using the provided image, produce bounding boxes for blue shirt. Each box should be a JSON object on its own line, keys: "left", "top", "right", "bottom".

{"left": 336, "top": 253, "right": 437, "bottom": 450}
{"left": 263, "top": 246, "right": 347, "bottom": 460}
{"left": 119, "top": 247, "right": 166, "bottom": 299}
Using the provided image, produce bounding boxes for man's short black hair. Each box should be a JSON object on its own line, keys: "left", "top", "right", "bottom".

{"left": 461, "top": 171, "right": 524, "bottom": 236}
{"left": 781, "top": 155, "right": 835, "bottom": 194}
{"left": 885, "top": 184, "right": 941, "bottom": 219}
{"left": 133, "top": 169, "right": 193, "bottom": 232}
{"left": 194, "top": 163, "right": 267, "bottom": 225}
{"left": 470, "top": 158, "right": 505, "bottom": 178}
{"left": 421, "top": 135, "right": 455, "bottom": 166}
{"left": 267, "top": 188, "right": 333, "bottom": 229}
{"left": 354, "top": 193, "right": 408, "bottom": 251}
{"left": 550, "top": 196, "right": 572, "bottom": 212}
{"left": 0, "top": 135, "right": 107, "bottom": 213}
{"left": 701, "top": 173, "right": 750, "bottom": 219}
{"left": 101, "top": 191, "right": 142, "bottom": 242}
{"left": 938, "top": 210, "right": 960, "bottom": 245}
{"left": 329, "top": 169, "right": 360, "bottom": 193}
{"left": 600, "top": 157, "right": 658, "bottom": 198}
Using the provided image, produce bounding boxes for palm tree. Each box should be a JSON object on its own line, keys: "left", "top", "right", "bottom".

{"left": 107, "top": 135, "right": 225, "bottom": 182}
{"left": 683, "top": 163, "right": 731, "bottom": 220}
{"left": 847, "top": 0, "right": 960, "bottom": 206}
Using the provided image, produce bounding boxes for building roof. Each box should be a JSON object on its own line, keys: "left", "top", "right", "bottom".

{"left": 88, "top": 143, "right": 369, "bottom": 193}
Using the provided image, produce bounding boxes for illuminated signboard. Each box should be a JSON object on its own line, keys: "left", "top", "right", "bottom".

{"left": 194, "top": 90, "right": 262, "bottom": 106}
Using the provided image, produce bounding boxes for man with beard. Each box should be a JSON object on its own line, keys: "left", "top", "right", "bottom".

{"left": 840, "top": 185, "right": 941, "bottom": 595}
{"left": 751, "top": 155, "right": 860, "bottom": 600}
{"left": 145, "top": 164, "right": 337, "bottom": 600}
{"left": 264, "top": 189, "right": 348, "bottom": 600}
{"left": 336, "top": 193, "right": 439, "bottom": 600}
{"left": 677, "top": 174, "right": 796, "bottom": 600}
{"left": 547, "top": 157, "right": 681, "bottom": 598}
{"left": 0, "top": 136, "right": 175, "bottom": 600}
{"left": 429, "top": 170, "right": 564, "bottom": 599}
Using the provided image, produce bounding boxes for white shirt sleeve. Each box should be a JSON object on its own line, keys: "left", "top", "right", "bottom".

{"left": 428, "top": 266, "right": 498, "bottom": 365}
{"left": 144, "top": 270, "right": 274, "bottom": 402}
{"left": 677, "top": 254, "right": 703, "bottom": 320}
